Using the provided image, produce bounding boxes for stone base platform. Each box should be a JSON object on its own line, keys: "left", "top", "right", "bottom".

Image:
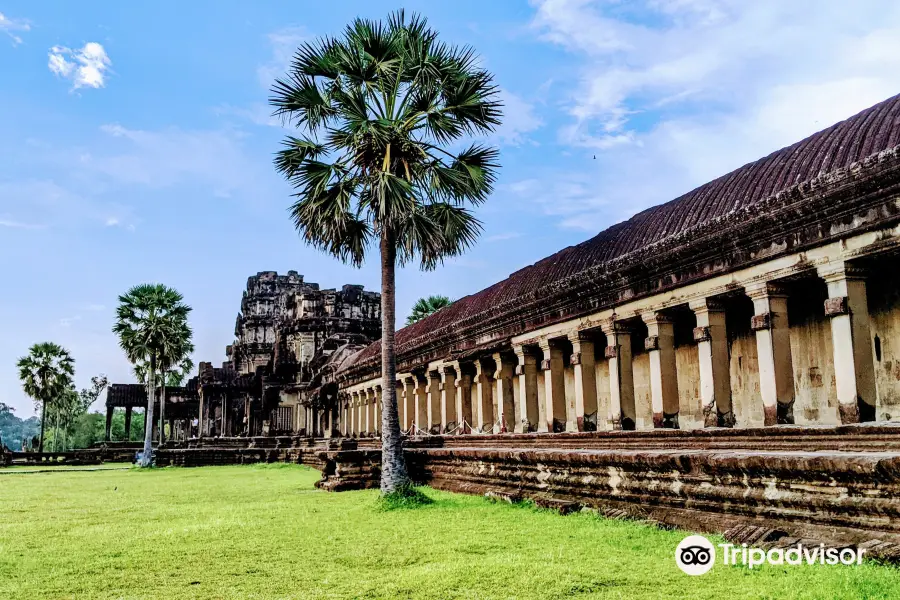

{"left": 153, "top": 424, "right": 900, "bottom": 557}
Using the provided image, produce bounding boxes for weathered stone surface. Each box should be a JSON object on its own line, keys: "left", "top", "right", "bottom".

{"left": 824, "top": 296, "right": 850, "bottom": 317}
{"left": 404, "top": 446, "right": 900, "bottom": 547}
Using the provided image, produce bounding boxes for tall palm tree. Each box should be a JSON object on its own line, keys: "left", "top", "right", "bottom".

{"left": 16, "top": 342, "right": 75, "bottom": 453}
{"left": 269, "top": 11, "right": 501, "bottom": 494}
{"left": 113, "top": 284, "right": 192, "bottom": 467}
{"left": 406, "top": 295, "right": 452, "bottom": 325}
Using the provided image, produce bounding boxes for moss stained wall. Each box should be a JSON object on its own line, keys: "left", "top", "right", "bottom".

{"left": 866, "top": 253, "right": 900, "bottom": 421}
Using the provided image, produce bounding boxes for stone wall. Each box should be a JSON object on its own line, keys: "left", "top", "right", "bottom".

{"left": 405, "top": 446, "right": 900, "bottom": 548}
{"left": 150, "top": 425, "right": 900, "bottom": 554}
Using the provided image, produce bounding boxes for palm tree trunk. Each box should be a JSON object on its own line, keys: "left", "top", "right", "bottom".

{"left": 379, "top": 229, "right": 410, "bottom": 494}
{"left": 54, "top": 410, "right": 60, "bottom": 452}
{"left": 141, "top": 356, "right": 156, "bottom": 467}
{"left": 159, "top": 373, "right": 167, "bottom": 445}
{"left": 38, "top": 401, "right": 47, "bottom": 454}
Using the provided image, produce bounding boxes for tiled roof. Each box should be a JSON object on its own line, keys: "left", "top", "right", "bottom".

{"left": 106, "top": 383, "right": 199, "bottom": 407}
{"left": 348, "top": 92, "right": 900, "bottom": 370}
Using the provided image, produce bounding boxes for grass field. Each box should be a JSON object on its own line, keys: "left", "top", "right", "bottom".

{"left": 0, "top": 463, "right": 133, "bottom": 473}
{"left": 1, "top": 464, "right": 899, "bottom": 599}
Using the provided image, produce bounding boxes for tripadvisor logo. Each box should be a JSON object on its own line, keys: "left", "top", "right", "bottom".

{"left": 675, "top": 534, "right": 867, "bottom": 575}
{"left": 676, "top": 535, "right": 716, "bottom": 575}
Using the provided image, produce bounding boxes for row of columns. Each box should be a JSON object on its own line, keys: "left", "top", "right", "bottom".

{"left": 342, "top": 387, "right": 382, "bottom": 437}
{"left": 104, "top": 406, "right": 198, "bottom": 442}
{"left": 587, "top": 261, "right": 873, "bottom": 429}
{"left": 393, "top": 355, "right": 518, "bottom": 435}
{"left": 336, "top": 260, "right": 875, "bottom": 436}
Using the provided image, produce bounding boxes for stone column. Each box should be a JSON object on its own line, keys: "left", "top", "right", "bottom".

{"left": 513, "top": 346, "right": 539, "bottom": 432}
{"left": 221, "top": 396, "right": 229, "bottom": 437}
{"left": 361, "top": 389, "right": 370, "bottom": 436}
{"left": 198, "top": 389, "right": 206, "bottom": 437}
{"left": 568, "top": 332, "right": 598, "bottom": 431}
{"left": 357, "top": 392, "right": 365, "bottom": 436}
{"left": 492, "top": 353, "right": 516, "bottom": 433}
{"left": 124, "top": 406, "right": 133, "bottom": 441}
{"left": 539, "top": 340, "right": 566, "bottom": 433}
{"left": 374, "top": 385, "right": 382, "bottom": 437}
{"left": 746, "top": 282, "right": 795, "bottom": 425}
{"left": 474, "top": 360, "right": 495, "bottom": 432}
{"left": 602, "top": 319, "right": 636, "bottom": 430}
{"left": 412, "top": 374, "right": 428, "bottom": 433}
{"left": 454, "top": 365, "right": 474, "bottom": 433}
{"left": 427, "top": 370, "right": 442, "bottom": 434}
{"left": 324, "top": 407, "right": 334, "bottom": 438}
{"left": 690, "top": 298, "right": 734, "bottom": 427}
{"left": 399, "top": 379, "right": 410, "bottom": 433}
{"left": 819, "top": 263, "right": 876, "bottom": 423}
{"left": 440, "top": 364, "right": 458, "bottom": 433}
{"left": 348, "top": 393, "right": 356, "bottom": 435}
{"left": 105, "top": 406, "right": 114, "bottom": 441}
{"left": 344, "top": 399, "right": 351, "bottom": 436}
{"left": 642, "top": 312, "right": 679, "bottom": 429}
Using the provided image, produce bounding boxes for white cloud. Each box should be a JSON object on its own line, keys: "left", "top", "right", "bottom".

{"left": 257, "top": 27, "right": 308, "bottom": 88}
{"left": 214, "top": 103, "right": 281, "bottom": 128}
{"left": 0, "top": 11, "right": 29, "bottom": 45}
{"left": 494, "top": 89, "right": 543, "bottom": 146}
{"left": 48, "top": 42, "right": 112, "bottom": 90}
{"left": 0, "top": 180, "right": 137, "bottom": 230}
{"left": 485, "top": 232, "right": 523, "bottom": 242}
{"left": 526, "top": 0, "right": 900, "bottom": 230}
{"left": 84, "top": 124, "right": 263, "bottom": 196}
{"left": 59, "top": 315, "right": 82, "bottom": 328}
{"left": 0, "top": 217, "right": 43, "bottom": 229}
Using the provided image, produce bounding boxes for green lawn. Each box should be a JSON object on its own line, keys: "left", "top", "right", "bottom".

{"left": 1, "top": 465, "right": 898, "bottom": 599}
{"left": 0, "top": 463, "right": 133, "bottom": 473}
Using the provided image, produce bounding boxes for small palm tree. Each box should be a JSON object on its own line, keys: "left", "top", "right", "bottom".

{"left": 406, "top": 295, "right": 452, "bottom": 325}
{"left": 16, "top": 342, "right": 75, "bottom": 453}
{"left": 270, "top": 11, "right": 501, "bottom": 494}
{"left": 113, "top": 284, "right": 192, "bottom": 467}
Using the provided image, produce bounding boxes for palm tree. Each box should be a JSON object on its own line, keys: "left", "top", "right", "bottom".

{"left": 406, "top": 295, "right": 452, "bottom": 325}
{"left": 16, "top": 342, "right": 75, "bottom": 453}
{"left": 269, "top": 11, "right": 501, "bottom": 494}
{"left": 113, "top": 284, "right": 192, "bottom": 467}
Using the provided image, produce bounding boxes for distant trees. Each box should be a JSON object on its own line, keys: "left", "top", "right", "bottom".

{"left": 406, "top": 295, "right": 452, "bottom": 325}
{"left": 0, "top": 403, "right": 40, "bottom": 451}
{"left": 29, "top": 374, "right": 109, "bottom": 452}
{"left": 269, "top": 11, "right": 501, "bottom": 495}
{"left": 113, "top": 284, "right": 192, "bottom": 466}
{"left": 16, "top": 342, "right": 75, "bottom": 453}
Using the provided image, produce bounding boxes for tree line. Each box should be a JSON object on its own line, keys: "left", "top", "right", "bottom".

{"left": 13, "top": 284, "right": 193, "bottom": 463}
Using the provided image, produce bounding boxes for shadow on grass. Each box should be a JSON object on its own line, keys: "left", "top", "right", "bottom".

{"left": 249, "top": 463, "right": 313, "bottom": 471}
{"left": 375, "top": 485, "right": 435, "bottom": 511}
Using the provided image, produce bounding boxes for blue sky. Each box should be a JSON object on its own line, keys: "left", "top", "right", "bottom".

{"left": 3, "top": 0, "right": 900, "bottom": 416}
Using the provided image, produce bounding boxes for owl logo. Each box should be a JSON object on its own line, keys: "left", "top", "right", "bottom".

{"left": 676, "top": 535, "right": 716, "bottom": 575}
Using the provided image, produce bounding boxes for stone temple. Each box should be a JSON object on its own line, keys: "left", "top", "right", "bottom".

{"left": 107, "top": 271, "right": 380, "bottom": 439}
{"left": 103, "top": 92, "right": 900, "bottom": 557}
